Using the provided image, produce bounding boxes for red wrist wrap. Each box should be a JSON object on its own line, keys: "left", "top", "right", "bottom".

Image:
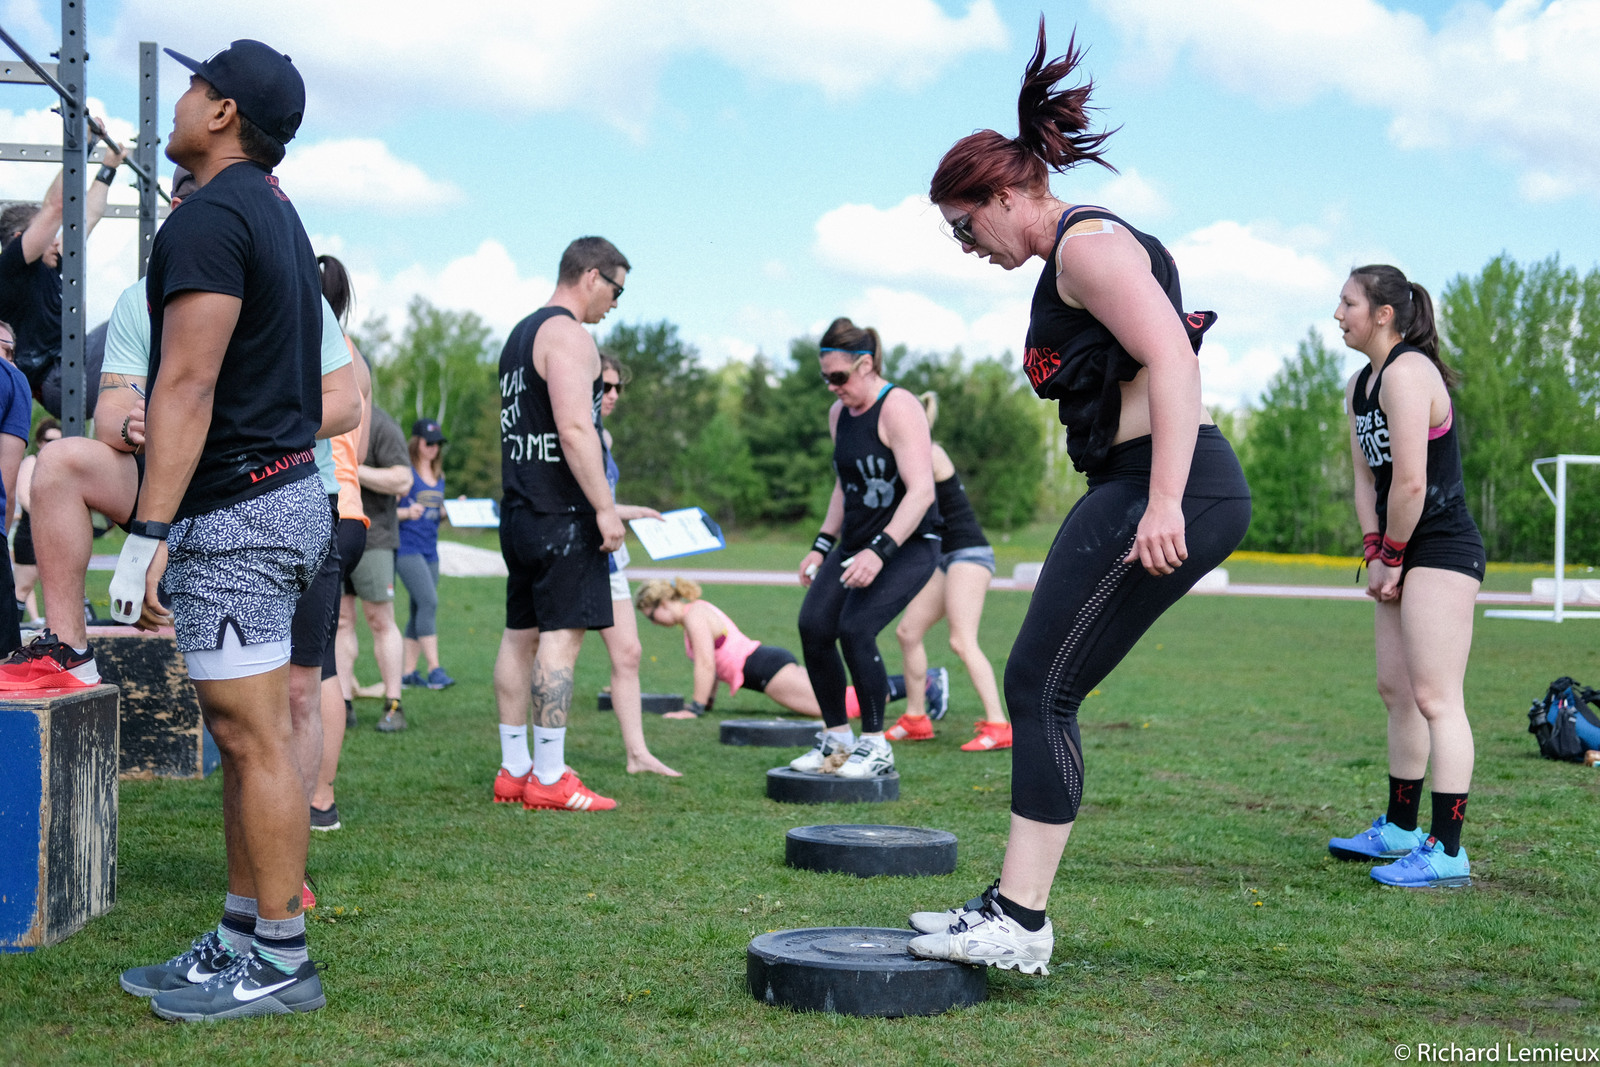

{"left": 1378, "top": 535, "right": 1406, "bottom": 568}
{"left": 1363, "top": 532, "right": 1382, "bottom": 563}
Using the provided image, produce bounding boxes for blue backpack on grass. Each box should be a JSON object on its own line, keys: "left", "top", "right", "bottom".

{"left": 1527, "top": 677, "right": 1600, "bottom": 762}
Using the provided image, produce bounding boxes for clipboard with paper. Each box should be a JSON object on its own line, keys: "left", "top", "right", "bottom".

{"left": 628, "top": 507, "right": 725, "bottom": 560}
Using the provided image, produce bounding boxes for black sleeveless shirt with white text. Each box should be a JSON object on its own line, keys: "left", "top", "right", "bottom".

{"left": 1350, "top": 342, "right": 1471, "bottom": 535}
{"left": 1022, "top": 207, "right": 1216, "bottom": 474}
{"left": 832, "top": 385, "right": 938, "bottom": 553}
{"left": 499, "top": 306, "right": 603, "bottom": 513}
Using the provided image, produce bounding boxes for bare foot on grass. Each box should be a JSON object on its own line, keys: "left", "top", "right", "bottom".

{"left": 627, "top": 753, "right": 682, "bottom": 777}
{"left": 661, "top": 710, "right": 698, "bottom": 720}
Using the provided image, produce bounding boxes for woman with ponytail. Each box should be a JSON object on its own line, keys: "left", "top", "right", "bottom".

{"left": 1327, "top": 264, "right": 1482, "bottom": 889}
{"left": 906, "top": 19, "right": 1251, "bottom": 975}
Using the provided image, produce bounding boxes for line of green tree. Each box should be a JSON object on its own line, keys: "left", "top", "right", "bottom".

{"left": 358, "top": 252, "right": 1597, "bottom": 564}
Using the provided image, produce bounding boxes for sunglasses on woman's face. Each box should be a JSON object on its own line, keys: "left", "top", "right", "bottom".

{"left": 819, "top": 351, "right": 869, "bottom": 387}
{"left": 602, "top": 380, "right": 623, "bottom": 395}
{"left": 950, "top": 212, "right": 976, "bottom": 245}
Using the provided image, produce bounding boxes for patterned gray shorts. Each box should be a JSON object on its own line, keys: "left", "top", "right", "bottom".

{"left": 165, "top": 476, "right": 332, "bottom": 654}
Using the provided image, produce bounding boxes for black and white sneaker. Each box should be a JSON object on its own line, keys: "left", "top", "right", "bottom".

{"left": 310, "top": 803, "right": 341, "bottom": 832}
{"left": 925, "top": 667, "right": 950, "bottom": 721}
{"left": 119, "top": 930, "right": 242, "bottom": 997}
{"left": 148, "top": 951, "right": 325, "bottom": 1021}
{"left": 909, "top": 880, "right": 1000, "bottom": 935}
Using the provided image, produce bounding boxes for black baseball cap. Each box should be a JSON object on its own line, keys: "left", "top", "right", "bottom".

{"left": 164, "top": 40, "right": 305, "bottom": 145}
{"left": 412, "top": 419, "right": 446, "bottom": 444}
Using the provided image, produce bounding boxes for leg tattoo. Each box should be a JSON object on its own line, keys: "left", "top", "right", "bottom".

{"left": 530, "top": 666, "right": 573, "bottom": 728}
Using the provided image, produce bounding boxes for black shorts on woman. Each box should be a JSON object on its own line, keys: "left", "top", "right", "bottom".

{"left": 1008, "top": 207, "right": 1251, "bottom": 826}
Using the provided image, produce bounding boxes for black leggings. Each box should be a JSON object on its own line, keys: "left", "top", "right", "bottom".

{"left": 1008, "top": 429, "right": 1251, "bottom": 824}
{"left": 798, "top": 536, "right": 939, "bottom": 733}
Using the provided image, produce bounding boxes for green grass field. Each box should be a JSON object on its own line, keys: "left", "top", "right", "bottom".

{"left": 5, "top": 548, "right": 1600, "bottom": 1065}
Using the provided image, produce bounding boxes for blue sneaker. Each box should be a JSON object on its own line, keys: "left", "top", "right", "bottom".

{"left": 1370, "top": 836, "right": 1470, "bottom": 889}
{"left": 401, "top": 671, "right": 425, "bottom": 689}
{"left": 148, "top": 951, "right": 325, "bottom": 1021}
{"left": 1328, "top": 814, "right": 1426, "bottom": 861}
{"left": 426, "top": 667, "right": 455, "bottom": 690}
{"left": 925, "top": 667, "right": 950, "bottom": 721}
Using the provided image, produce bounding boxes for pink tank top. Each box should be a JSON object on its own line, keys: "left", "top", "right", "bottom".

{"left": 684, "top": 601, "right": 763, "bottom": 693}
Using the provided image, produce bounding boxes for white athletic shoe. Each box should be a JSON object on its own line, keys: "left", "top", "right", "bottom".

{"left": 834, "top": 735, "right": 895, "bottom": 779}
{"left": 909, "top": 880, "right": 998, "bottom": 935}
{"left": 907, "top": 897, "right": 1053, "bottom": 975}
{"left": 789, "top": 732, "right": 853, "bottom": 773}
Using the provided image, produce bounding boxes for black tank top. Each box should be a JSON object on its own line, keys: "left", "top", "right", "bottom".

{"left": 498, "top": 306, "right": 603, "bottom": 513}
{"left": 1350, "top": 342, "right": 1470, "bottom": 533}
{"left": 934, "top": 472, "right": 987, "bottom": 553}
{"left": 832, "top": 384, "right": 937, "bottom": 553}
{"left": 1023, "top": 207, "right": 1216, "bottom": 474}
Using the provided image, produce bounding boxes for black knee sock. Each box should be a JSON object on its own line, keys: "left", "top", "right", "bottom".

{"left": 995, "top": 892, "right": 1048, "bottom": 932}
{"left": 1386, "top": 775, "right": 1425, "bottom": 832}
{"left": 1428, "top": 792, "right": 1468, "bottom": 857}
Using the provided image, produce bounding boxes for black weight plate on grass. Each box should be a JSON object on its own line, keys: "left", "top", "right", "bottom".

{"left": 766, "top": 767, "right": 898, "bottom": 804}
{"left": 748, "top": 927, "right": 986, "bottom": 1016}
{"left": 720, "top": 718, "right": 820, "bottom": 747}
{"left": 597, "top": 692, "right": 683, "bottom": 713}
{"left": 785, "top": 824, "right": 956, "bottom": 877}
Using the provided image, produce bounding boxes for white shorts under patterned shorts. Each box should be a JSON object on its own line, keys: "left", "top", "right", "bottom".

{"left": 165, "top": 475, "right": 332, "bottom": 660}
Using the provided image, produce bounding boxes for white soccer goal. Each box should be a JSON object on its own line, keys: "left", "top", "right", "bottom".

{"left": 1485, "top": 454, "right": 1600, "bottom": 622}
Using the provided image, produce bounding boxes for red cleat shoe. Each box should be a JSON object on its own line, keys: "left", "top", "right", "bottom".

{"left": 522, "top": 769, "right": 616, "bottom": 812}
{"left": 885, "top": 713, "right": 935, "bottom": 742}
{"left": 493, "top": 767, "right": 531, "bottom": 804}
{"left": 960, "top": 721, "right": 1013, "bottom": 752}
{"left": 0, "top": 631, "right": 99, "bottom": 691}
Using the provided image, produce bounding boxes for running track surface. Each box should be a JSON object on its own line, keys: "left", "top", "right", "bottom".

{"left": 87, "top": 555, "right": 1540, "bottom": 604}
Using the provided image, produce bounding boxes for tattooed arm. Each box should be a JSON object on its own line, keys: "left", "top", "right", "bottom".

{"left": 94, "top": 371, "right": 149, "bottom": 452}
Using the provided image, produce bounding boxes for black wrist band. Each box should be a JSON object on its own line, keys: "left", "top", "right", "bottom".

{"left": 867, "top": 531, "right": 899, "bottom": 562}
{"left": 127, "top": 520, "right": 170, "bottom": 541}
{"left": 94, "top": 164, "right": 118, "bottom": 185}
{"left": 120, "top": 414, "right": 134, "bottom": 447}
{"left": 685, "top": 700, "right": 707, "bottom": 717}
{"left": 812, "top": 532, "right": 838, "bottom": 556}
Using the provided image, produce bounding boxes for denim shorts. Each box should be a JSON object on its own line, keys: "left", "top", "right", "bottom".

{"left": 938, "top": 544, "right": 996, "bottom": 574}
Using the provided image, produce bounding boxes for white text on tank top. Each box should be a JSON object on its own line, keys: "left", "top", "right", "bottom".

{"left": 1354, "top": 401, "right": 1391, "bottom": 468}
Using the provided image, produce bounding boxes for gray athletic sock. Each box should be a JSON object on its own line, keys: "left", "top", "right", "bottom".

{"left": 252, "top": 914, "right": 309, "bottom": 975}
{"left": 218, "top": 893, "right": 257, "bottom": 955}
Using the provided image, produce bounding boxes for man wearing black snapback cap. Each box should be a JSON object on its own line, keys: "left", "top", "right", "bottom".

{"left": 109, "top": 40, "right": 353, "bottom": 1022}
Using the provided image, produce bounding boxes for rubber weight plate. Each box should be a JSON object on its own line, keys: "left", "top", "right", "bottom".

{"left": 765, "top": 767, "right": 899, "bottom": 804}
{"left": 597, "top": 692, "right": 683, "bottom": 714}
{"left": 720, "top": 718, "right": 821, "bottom": 747}
{"left": 748, "top": 927, "right": 986, "bottom": 1016}
{"left": 785, "top": 824, "right": 956, "bottom": 878}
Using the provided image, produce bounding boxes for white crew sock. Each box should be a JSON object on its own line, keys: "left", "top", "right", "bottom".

{"left": 499, "top": 724, "right": 532, "bottom": 777}
{"left": 532, "top": 726, "right": 566, "bottom": 785}
{"left": 826, "top": 727, "right": 855, "bottom": 747}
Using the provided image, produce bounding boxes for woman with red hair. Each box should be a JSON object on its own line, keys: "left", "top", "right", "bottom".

{"left": 905, "top": 19, "right": 1251, "bottom": 976}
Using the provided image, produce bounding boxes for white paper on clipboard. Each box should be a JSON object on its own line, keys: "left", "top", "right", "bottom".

{"left": 628, "top": 507, "right": 725, "bottom": 560}
{"left": 442, "top": 498, "right": 500, "bottom": 527}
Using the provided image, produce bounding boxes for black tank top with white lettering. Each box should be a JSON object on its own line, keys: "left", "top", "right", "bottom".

{"left": 1350, "top": 342, "right": 1469, "bottom": 533}
{"left": 1022, "top": 207, "right": 1216, "bottom": 474}
{"left": 832, "top": 384, "right": 937, "bottom": 553}
{"left": 498, "top": 306, "right": 603, "bottom": 513}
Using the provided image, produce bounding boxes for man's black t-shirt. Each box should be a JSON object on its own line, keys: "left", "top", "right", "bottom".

{"left": 146, "top": 161, "right": 322, "bottom": 520}
{"left": 0, "top": 238, "right": 62, "bottom": 389}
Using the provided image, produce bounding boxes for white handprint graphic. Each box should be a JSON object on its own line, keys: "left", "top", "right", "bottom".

{"left": 856, "top": 455, "right": 898, "bottom": 508}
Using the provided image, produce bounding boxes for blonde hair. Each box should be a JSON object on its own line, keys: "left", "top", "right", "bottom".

{"left": 918, "top": 391, "right": 938, "bottom": 430}
{"left": 634, "top": 577, "right": 702, "bottom": 615}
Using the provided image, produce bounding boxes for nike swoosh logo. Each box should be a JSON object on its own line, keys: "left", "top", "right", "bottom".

{"left": 233, "top": 977, "right": 297, "bottom": 1002}
{"left": 186, "top": 963, "right": 214, "bottom": 982}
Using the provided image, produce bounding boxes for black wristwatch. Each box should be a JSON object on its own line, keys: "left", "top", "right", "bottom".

{"left": 127, "top": 519, "right": 171, "bottom": 541}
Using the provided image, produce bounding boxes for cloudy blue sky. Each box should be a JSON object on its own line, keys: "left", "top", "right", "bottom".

{"left": 1, "top": 0, "right": 1597, "bottom": 408}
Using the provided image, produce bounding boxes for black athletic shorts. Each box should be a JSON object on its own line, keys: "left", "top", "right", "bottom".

{"left": 289, "top": 495, "right": 342, "bottom": 676}
{"left": 741, "top": 644, "right": 797, "bottom": 693}
{"left": 1399, "top": 527, "right": 1486, "bottom": 584}
{"left": 12, "top": 512, "right": 34, "bottom": 566}
{"left": 500, "top": 506, "right": 613, "bottom": 632}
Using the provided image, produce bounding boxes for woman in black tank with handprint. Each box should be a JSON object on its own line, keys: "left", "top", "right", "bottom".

{"left": 793, "top": 317, "right": 939, "bottom": 781}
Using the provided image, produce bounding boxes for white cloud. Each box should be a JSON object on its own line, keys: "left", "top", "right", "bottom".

{"left": 1077, "top": 167, "right": 1170, "bottom": 220}
{"left": 814, "top": 194, "right": 1037, "bottom": 296}
{"left": 845, "top": 286, "right": 1028, "bottom": 360}
{"left": 274, "top": 139, "right": 460, "bottom": 211}
{"left": 348, "top": 239, "right": 553, "bottom": 340}
{"left": 1094, "top": 0, "right": 1600, "bottom": 200}
{"left": 104, "top": 0, "right": 1007, "bottom": 129}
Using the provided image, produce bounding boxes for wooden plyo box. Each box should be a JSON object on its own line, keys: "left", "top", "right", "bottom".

{"left": 88, "top": 626, "right": 218, "bottom": 781}
{"left": 0, "top": 684, "right": 119, "bottom": 951}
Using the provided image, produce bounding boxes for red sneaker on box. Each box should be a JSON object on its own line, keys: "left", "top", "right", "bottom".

{"left": 0, "top": 631, "right": 99, "bottom": 690}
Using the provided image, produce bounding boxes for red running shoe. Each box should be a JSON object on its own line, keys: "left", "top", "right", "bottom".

{"left": 493, "top": 767, "right": 531, "bottom": 804}
{"left": 0, "top": 631, "right": 99, "bottom": 690}
{"left": 960, "top": 721, "right": 1013, "bottom": 752}
{"left": 885, "top": 713, "right": 935, "bottom": 742}
{"left": 522, "top": 769, "right": 616, "bottom": 812}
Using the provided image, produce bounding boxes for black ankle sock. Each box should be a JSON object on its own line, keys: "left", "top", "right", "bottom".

{"left": 344, "top": 699, "right": 352, "bottom": 713}
{"left": 995, "top": 892, "right": 1047, "bottom": 932}
{"left": 1386, "top": 775, "right": 1425, "bottom": 832}
{"left": 1429, "top": 792, "right": 1468, "bottom": 857}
